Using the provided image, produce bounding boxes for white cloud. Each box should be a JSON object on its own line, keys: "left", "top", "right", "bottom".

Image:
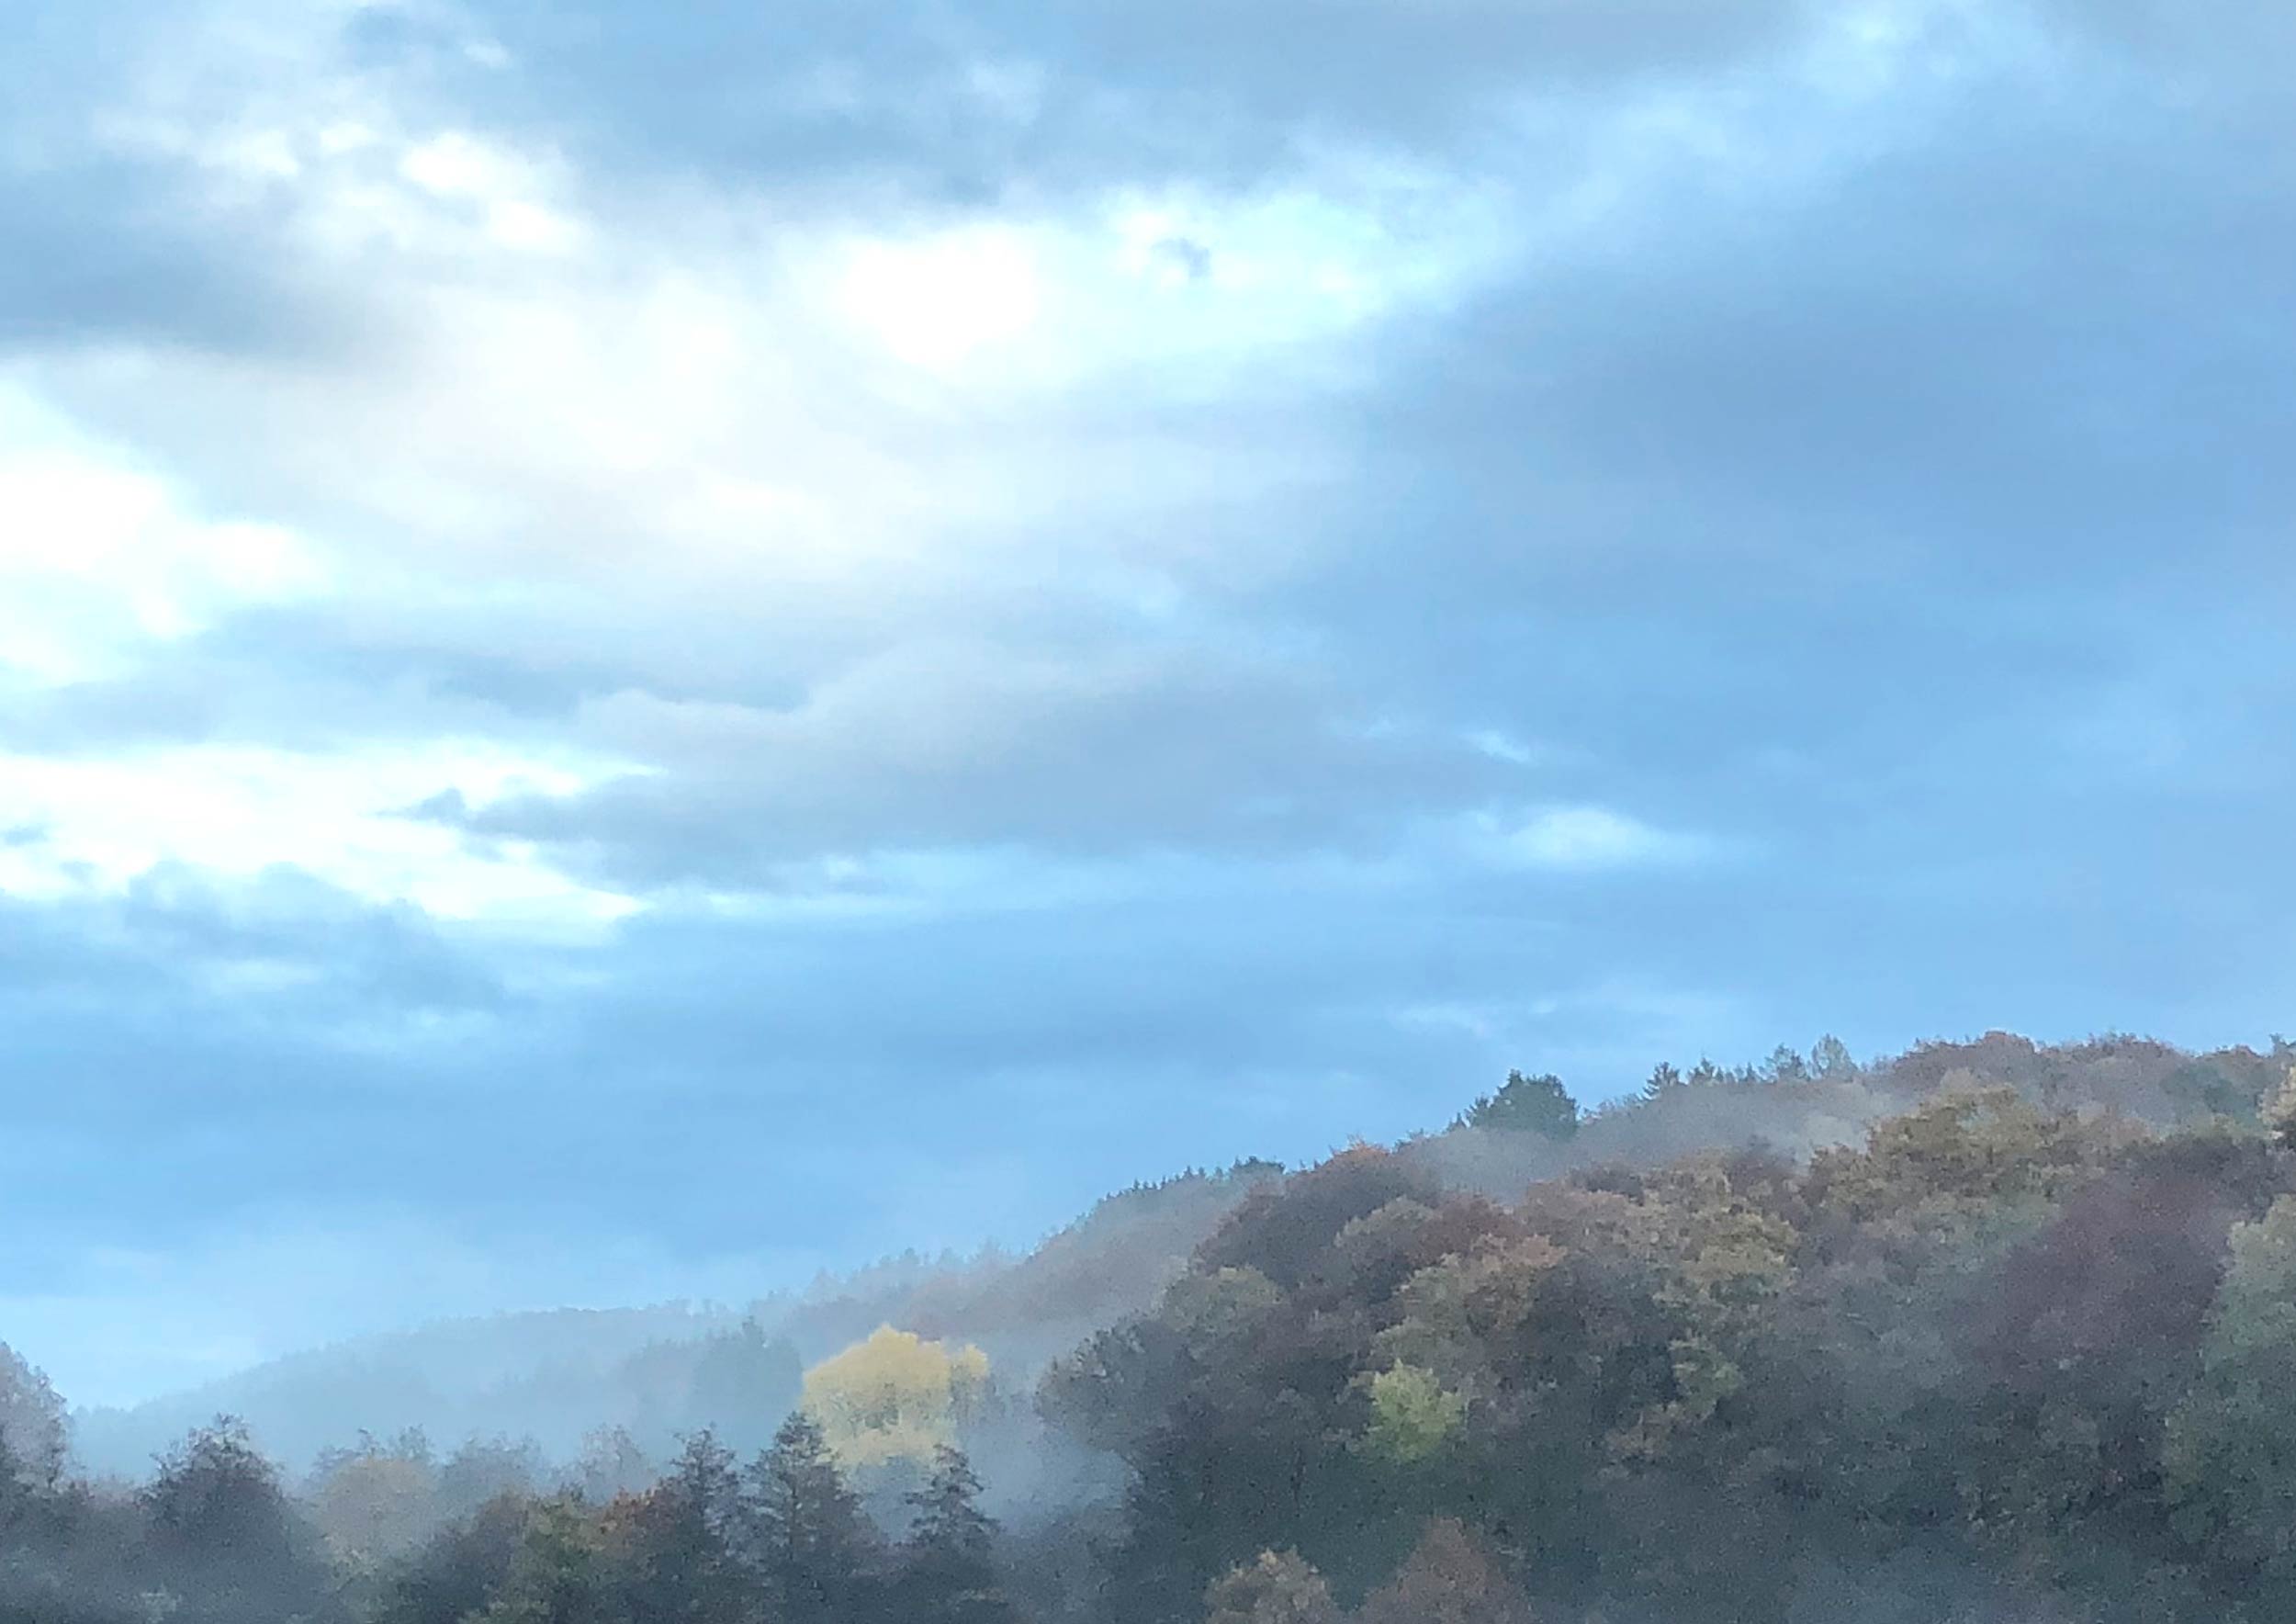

{"left": 1484, "top": 805, "right": 1715, "bottom": 872}
{"left": 0, "top": 386, "right": 331, "bottom": 682}
{"left": 839, "top": 228, "right": 1043, "bottom": 370}
{"left": 0, "top": 743, "right": 639, "bottom": 928}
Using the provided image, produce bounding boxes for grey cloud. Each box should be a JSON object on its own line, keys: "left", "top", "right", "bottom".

{"left": 0, "top": 162, "right": 332, "bottom": 357}
{"left": 448, "top": 640, "right": 1518, "bottom": 885}
{"left": 392, "top": 0, "right": 1817, "bottom": 198}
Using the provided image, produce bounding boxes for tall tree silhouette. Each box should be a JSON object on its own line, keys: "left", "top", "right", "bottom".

{"left": 622, "top": 1430, "right": 753, "bottom": 1623}
{"left": 745, "top": 1412, "right": 880, "bottom": 1624}
{"left": 897, "top": 1444, "right": 1017, "bottom": 1624}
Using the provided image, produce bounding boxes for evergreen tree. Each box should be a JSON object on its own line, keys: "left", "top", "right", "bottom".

{"left": 744, "top": 1412, "right": 880, "bottom": 1624}
{"left": 1763, "top": 1043, "right": 1810, "bottom": 1083}
{"left": 622, "top": 1430, "right": 752, "bottom": 1623}
{"left": 1458, "top": 1071, "right": 1580, "bottom": 1139}
{"left": 896, "top": 1445, "right": 1018, "bottom": 1624}
{"left": 686, "top": 1319, "right": 804, "bottom": 1453}
{"left": 1810, "top": 1033, "right": 1858, "bottom": 1080}
{"left": 143, "top": 1416, "right": 343, "bottom": 1623}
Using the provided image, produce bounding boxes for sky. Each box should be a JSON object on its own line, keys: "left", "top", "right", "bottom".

{"left": 2, "top": 0, "right": 2292, "bottom": 1407}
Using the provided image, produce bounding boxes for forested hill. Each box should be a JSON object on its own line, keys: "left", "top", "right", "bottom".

{"left": 81, "top": 1029, "right": 2261, "bottom": 1479}
{"left": 13, "top": 1030, "right": 2296, "bottom": 1623}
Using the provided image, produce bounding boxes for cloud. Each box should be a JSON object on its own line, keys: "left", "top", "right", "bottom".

{"left": 1487, "top": 806, "right": 1716, "bottom": 872}
{"left": 0, "top": 387, "right": 331, "bottom": 682}
{"left": 5, "top": 0, "right": 2296, "bottom": 1411}
{"left": 441, "top": 642, "right": 1522, "bottom": 884}
{"left": 339, "top": 0, "right": 1821, "bottom": 203}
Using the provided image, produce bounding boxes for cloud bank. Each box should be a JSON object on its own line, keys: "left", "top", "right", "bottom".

{"left": 3, "top": 0, "right": 2292, "bottom": 1404}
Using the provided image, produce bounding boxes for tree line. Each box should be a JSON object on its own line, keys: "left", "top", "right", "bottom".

{"left": 8, "top": 1031, "right": 2296, "bottom": 1622}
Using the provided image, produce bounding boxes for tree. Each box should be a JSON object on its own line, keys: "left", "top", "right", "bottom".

{"left": 1356, "top": 1519, "right": 1534, "bottom": 1624}
{"left": 684, "top": 1318, "right": 804, "bottom": 1452}
{"left": 2259, "top": 1066, "right": 2296, "bottom": 1149}
{"left": 434, "top": 1437, "right": 545, "bottom": 1526}
{"left": 0, "top": 1342, "right": 67, "bottom": 1491}
{"left": 571, "top": 1425, "right": 655, "bottom": 1505}
{"left": 477, "top": 1496, "right": 613, "bottom": 1624}
{"left": 745, "top": 1412, "right": 880, "bottom": 1624}
{"left": 144, "top": 1416, "right": 339, "bottom": 1623}
{"left": 1360, "top": 1364, "right": 1465, "bottom": 1468}
{"left": 2165, "top": 1194, "right": 2296, "bottom": 1577}
{"left": 374, "top": 1494, "right": 528, "bottom": 1624}
{"left": 1641, "top": 1063, "right": 1685, "bottom": 1102}
{"left": 619, "top": 1430, "right": 752, "bottom": 1624}
{"left": 1763, "top": 1044, "right": 1811, "bottom": 1084}
{"left": 310, "top": 1434, "right": 436, "bottom": 1566}
{"left": 804, "top": 1325, "right": 994, "bottom": 1471}
{"left": 896, "top": 1444, "right": 1018, "bottom": 1624}
{"left": 1458, "top": 1071, "right": 1580, "bottom": 1139}
{"left": 1810, "top": 1034, "right": 1858, "bottom": 1081}
{"left": 144, "top": 1416, "right": 300, "bottom": 1563}
{"left": 1202, "top": 1551, "right": 1341, "bottom": 1624}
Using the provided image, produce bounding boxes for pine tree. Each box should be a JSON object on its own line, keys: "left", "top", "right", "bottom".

{"left": 623, "top": 1430, "right": 752, "bottom": 1623}
{"left": 897, "top": 1445, "right": 1018, "bottom": 1624}
{"left": 1458, "top": 1071, "right": 1580, "bottom": 1138}
{"left": 744, "top": 1412, "right": 880, "bottom": 1624}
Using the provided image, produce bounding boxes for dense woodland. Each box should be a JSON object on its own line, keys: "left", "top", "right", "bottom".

{"left": 11, "top": 1031, "right": 2296, "bottom": 1622}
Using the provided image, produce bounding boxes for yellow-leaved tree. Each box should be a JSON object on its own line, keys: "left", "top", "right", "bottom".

{"left": 801, "top": 1325, "right": 993, "bottom": 1469}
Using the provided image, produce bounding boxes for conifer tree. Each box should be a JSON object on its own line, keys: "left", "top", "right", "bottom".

{"left": 745, "top": 1412, "right": 880, "bottom": 1624}
{"left": 897, "top": 1444, "right": 1018, "bottom": 1624}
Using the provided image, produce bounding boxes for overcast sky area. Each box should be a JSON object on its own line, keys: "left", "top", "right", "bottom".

{"left": 2, "top": 0, "right": 2292, "bottom": 1406}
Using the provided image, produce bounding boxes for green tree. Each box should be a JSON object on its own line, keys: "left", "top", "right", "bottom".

{"left": 477, "top": 1496, "right": 613, "bottom": 1624}
{"left": 896, "top": 1444, "right": 1018, "bottom": 1624}
{"left": 1810, "top": 1034, "right": 1858, "bottom": 1080}
{"left": 616, "top": 1430, "right": 751, "bottom": 1624}
{"left": 1359, "top": 1364, "right": 1466, "bottom": 1468}
{"left": 373, "top": 1494, "right": 529, "bottom": 1624}
{"left": 144, "top": 1416, "right": 341, "bottom": 1623}
{"left": 0, "top": 1342, "right": 66, "bottom": 1491}
{"left": 1458, "top": 1072, "right": 1579, "bottom": 1139}
{"left": 2165, "top": 1194, "right": 2296, "bottom": 1578}
{"left": 745, "top": 1412, "right": 880, "bottom": 1624}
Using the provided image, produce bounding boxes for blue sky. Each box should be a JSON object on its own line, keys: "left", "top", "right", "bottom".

{"left": 2, "top": 0, "right": 2292, "bottom": 1406}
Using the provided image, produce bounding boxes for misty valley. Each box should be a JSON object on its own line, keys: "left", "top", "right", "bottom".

{"left": 6, "top": 1032, "right": 2296, "bottom": 1623}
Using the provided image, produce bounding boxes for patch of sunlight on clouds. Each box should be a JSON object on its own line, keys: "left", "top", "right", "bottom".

{"left": 1479, "top": 805, "right": 1716, "bottom": 873}
{"left": 0, "top": 387, "right": 331, "bottom": 682}
{"left": 826, "top": 168, "right": 1510, "bottom": 383}
{"left": 839, "top": 228, "right": 1044, "bottom": 369}
{"left": 398, "top": 130, "right": 584, "bottom": 254}
{"left": 0, "top": 745, "right": 642, "bottom": 930}
{"left": 1465, "top": 728, "right": 1548, "bottom": 767}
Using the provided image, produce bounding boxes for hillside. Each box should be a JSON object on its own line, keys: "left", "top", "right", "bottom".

{"left": 71, "top": 1032, "right": 2281, "bottom": 1482}
{"left": 15, "top": 1030, "right": 2296, "bottom": 1623}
